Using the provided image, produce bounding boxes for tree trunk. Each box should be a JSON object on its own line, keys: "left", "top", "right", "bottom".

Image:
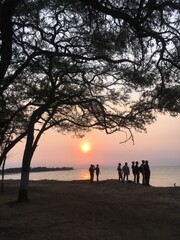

{"left": 0, "top": 0, "right": 22, "bottom": 84}
{"left": 17, "top": 123, "right": 34, "bottom": 202}
{"left": 17, "top": 106, "right": 48, "bottom": 202}
{"left": 18, "top": 169, "right": 30, "bottom": 202}
{"left": 0, "top": 157, "right": 6, "bottom": 193}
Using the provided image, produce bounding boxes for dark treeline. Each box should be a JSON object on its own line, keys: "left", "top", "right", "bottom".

{"left": 0, "top": 167, "right": 74, "bottom": 174}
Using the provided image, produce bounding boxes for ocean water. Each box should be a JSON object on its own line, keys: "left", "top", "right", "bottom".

{"left": 4, "top": 166, "right": 180, "bottom": 187}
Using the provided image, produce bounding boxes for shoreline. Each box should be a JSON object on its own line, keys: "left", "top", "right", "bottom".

{"left": 0, "top": 167, "right": 74, "bottom": 175}
{"left": 2, "top": 178, "right": 179, "bottom": 188}
{"left": 2, "top": 166, "right": 180, "bottom": 187}
{"left": 2, "top": 178, "right": 180, "bottom": 186}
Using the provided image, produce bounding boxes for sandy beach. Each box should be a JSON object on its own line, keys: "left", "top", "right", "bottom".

{"left": 0, "top": 180, "right": 180, "bottom": 240}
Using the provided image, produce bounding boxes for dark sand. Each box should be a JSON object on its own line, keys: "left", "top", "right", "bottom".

{"left": 0, "top": 180, "right": 180, "bottom": 240}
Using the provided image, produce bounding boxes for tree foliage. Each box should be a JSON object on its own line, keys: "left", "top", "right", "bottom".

{"left": 79, "top": 0, "right": 180, "bottom": 110}
{"left": 0, "top": 0, "right": 179, "bottom": 159}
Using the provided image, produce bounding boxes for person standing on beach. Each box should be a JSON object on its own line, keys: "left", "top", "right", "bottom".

{"left": 122, "top": 162, "right": 130, "bottom": 182}
{"left": 89, "top": 164, "right": 95, "bottom": 183}
{"left": 144, "top": 161, "right": 151, "bottom": 186}
{"left": 139, "top": 160, "right": 145, "bottom": 184}
{"left": 117, "top": 163, "right": 123, "bottom": 182}
{"left": 131, "top": 161, "right": 135, "bottom": 183}
{"left": 95, "top": 164, "right": 101, "bottom": 182}
{"left": 134, "top": 161, "right": 140, "bottom": 183}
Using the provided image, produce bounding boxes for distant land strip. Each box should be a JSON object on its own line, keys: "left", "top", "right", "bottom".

{"left": 0, "top": 167, "right": 74, "bottom": 174}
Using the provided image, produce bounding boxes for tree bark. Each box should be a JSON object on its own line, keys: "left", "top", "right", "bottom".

{"left": 17, "top": 133, "right": 34, "bottom": 202}
{"left": 0, "top": 157, "right": 6, "bottom": 193}
{"left": 18, "top": 170, "right": 30, "bottom": 202}
{"left": 17, "top": 106, "right": 48, "bottom": 202}
{"left": 0, "top": 0, "right": 21, "bottom": 83}
{"left": 18, "top": 117, "right": 35, "bottom": 202}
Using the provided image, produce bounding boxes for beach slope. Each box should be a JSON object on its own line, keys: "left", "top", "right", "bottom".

{"left": 0, "top": 180, "right": 180, "bottom": 240}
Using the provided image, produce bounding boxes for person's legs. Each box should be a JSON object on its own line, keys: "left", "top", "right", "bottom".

{"left": 137, "top": 174, "right": 140, "bottom": 183}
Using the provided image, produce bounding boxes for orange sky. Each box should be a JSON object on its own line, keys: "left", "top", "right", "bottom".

{"left": 7, "top": 114, "right": 180, "bottom": 168}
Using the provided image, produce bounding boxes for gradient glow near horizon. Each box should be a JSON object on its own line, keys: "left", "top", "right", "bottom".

{"left": 7, "top": 114, "right": 180, "bottom": 168}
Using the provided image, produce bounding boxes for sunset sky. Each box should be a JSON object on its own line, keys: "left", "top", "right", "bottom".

{"left": 7, "top": 114, "right": 180, "bottom": 169}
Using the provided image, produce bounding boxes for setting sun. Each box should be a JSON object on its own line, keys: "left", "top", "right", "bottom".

{"left": 81, "top": 143, "right": 91, "bottom": 153}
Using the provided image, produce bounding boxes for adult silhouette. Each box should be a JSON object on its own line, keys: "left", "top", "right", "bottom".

{"left": 89, "top": 164, "right": 95, "bottom": 183}
{"left": 144, "top": 161, "right": 151, "bottom": 186}
{"left": 131, "top": 161, "right": 135, "bottom": 183}
{"left": 139, "top": 160, "right": 145, "bottom": 184}
{"left": 122, "top": 162, "right": 130, "bottom": 182}
{"left": 95, "top": 164, "right": 101, "bottom": 182}
{"left": 117, "top": 163, "right": 123, "bottom": 182}
{"left": 134, "top": 161, "right": 140, "bottom": 183}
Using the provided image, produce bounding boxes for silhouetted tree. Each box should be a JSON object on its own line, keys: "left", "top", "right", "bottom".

{"left": 0, "top": 0, "right": 179, "bottom": 201}
{"left": 79, "top": 0, "right": 180, "bottom": 113}
{"left": 17, "top": 54, "right": 155, "bottom": 201}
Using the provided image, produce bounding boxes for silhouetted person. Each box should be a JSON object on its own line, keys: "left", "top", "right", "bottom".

{"left": 134, "top": 161, "right": 140, "bottom": 183}
{"left": 89, "top": 164, "right": 95, "bottom": 183}
{"left": 144, "top": 161, "right": 151, "bottom": 186}
{"left": 139, "top": 160, "right": 145, "bottom": 184}
{"left": 95, "top": 164, "right": 101, "bottom": 182}
{"left": 122, "top": 162, "right": 130, "bottom": 182}
{"left": 117, "top": 163, "right": 123, "bottom": 182}
{"left": 131, "top": 161, "right": 135, "bottom": 183}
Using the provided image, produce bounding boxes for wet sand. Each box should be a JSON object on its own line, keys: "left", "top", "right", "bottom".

{"left": 0, "top": 180, "right": 180, "bottom": 240}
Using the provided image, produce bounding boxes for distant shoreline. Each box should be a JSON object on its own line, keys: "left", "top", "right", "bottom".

{"left": 0, "top": 167, "right": 74, "bottom": 174}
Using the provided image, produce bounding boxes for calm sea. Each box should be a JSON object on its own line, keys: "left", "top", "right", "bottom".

{"left": 4, "top": 166, "right": 180, "bottom": 187}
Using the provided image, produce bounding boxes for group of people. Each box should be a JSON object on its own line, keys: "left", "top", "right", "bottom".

{"left": 117, "top": 160, "right": 151, "bottom": 186}
{"left": 89, "top": 164, "right": 101, "bottom": 183}
{"left": 89, "top": 160, "right": 151, "bottom": 185}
